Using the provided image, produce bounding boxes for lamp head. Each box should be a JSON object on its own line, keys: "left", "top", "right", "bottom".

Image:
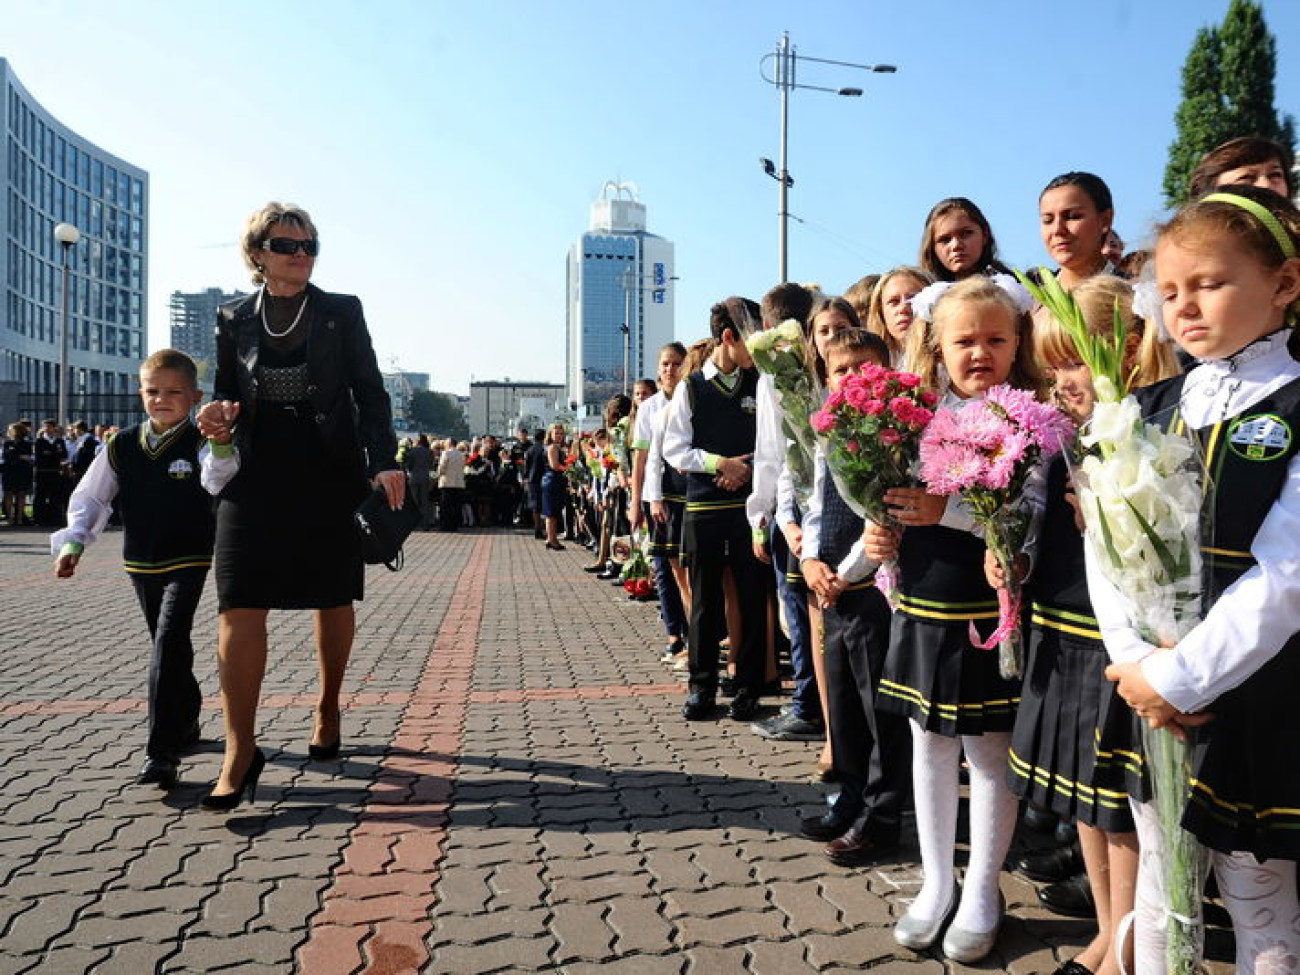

{"left": 54, "top": 223, "right": 80, "bottom": 246}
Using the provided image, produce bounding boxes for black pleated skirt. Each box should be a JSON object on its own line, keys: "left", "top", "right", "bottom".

{"left": 877, "top": 612, "right": 1020, "bottom": 737}
{"left": 647, "top": 498, "right": 685, "bottom": 559}
{"left": 214, "top": 405, "right": 368, "bottom": 612}
{"left": 1008, "top": 623, "right": 1135, "bottom": 832}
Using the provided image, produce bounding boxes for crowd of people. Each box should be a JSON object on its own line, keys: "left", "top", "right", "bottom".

{"left": 1, "top": 417, "right": 113, "bottom": 527}
{"left": 17, "top": 135, "right": 1300, "bottom": 973}
{"left": 524, "top": 135, "right": 1300, "bottom": 975}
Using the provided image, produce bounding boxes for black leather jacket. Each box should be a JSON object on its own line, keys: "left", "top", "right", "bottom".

{"left": 213, "top": 284, "right": 398, "bottom": 477}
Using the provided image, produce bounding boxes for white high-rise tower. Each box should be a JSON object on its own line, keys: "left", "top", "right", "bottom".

{"left": 565, "top": 181, "right": 675, "bottom": 413}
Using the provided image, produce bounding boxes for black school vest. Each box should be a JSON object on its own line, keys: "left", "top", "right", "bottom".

{"left": 816, "top": 461, "right": 875, "bottom": 593}
{"left": 108, "top": 421, "right": 216, "bottom": 575}
{"left": 1137, "top": 372, "right": 1300, "bottom": 601}
{"left": 1026, "top": 453, "right": 1101, "bottom": 642}
{"left": 684, "top": 367, "right": 759, "bottom": 515}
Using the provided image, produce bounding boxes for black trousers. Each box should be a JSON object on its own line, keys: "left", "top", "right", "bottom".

{"left": 823, "top": 584, "right": 912, "bottom": 841}
{"left": 439, "top": 487, "right": 463, "bottom": 531}
{"left": 684, "top": 511, "right": 771, "bottom": 697}
{"left": 130, "top": 567, "right": 207, "bottom": 763}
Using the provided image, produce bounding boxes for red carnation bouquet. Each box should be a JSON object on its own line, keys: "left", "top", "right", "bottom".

{"left": 810, "top": 364, "right": 936, "bottom": 599}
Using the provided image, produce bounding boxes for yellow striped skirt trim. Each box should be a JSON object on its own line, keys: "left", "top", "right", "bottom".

{"left": 124, "top": 557, "right": 212, "bottom": 575}
{"left": 1007, "top": 748, "right": 1130, "bottom": 810}
{"left": 1188, "top": 778, "right": 1300, "bottom": 824}
{"left": 685, "top": 499, "right": 746, "bottom": 512}
{"left": 878, "top": 679, "right": 1018, "bottom": 717}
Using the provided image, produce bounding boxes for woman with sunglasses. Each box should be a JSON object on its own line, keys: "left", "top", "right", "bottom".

{"left": 196, "top": 202, "right": 402, "bottom": 810}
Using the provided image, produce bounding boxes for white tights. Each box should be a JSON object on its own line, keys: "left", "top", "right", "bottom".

{"left": 1130, "top": 798, "right": 1300, "bottom": 974}
{"left": 908, "top": 721, "right": 1018, "bottom": 932}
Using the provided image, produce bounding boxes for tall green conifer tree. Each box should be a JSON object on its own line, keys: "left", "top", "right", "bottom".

{"left": 1163, "top": 0, "right": 1295, "bottom": 207}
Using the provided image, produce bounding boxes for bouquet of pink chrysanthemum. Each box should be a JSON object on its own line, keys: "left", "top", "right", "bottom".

{"left": 811, "top": 364, "right": 937, "bottom": 599}
{"left": 918, "top": 383, "right": 1075, "bottom": 678}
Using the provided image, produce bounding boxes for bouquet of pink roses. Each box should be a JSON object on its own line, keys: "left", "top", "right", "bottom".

{"left": 918, "top": 384, "right": 1075, "bottom": 678}
{"left": 811, "top": 364, "right": 937, "bottom": 598}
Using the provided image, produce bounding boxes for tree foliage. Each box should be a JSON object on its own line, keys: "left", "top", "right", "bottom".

{"left": 1163, "top": 0, "right": 1295, "bottom": 207}
{"left": 408, "top": 390, "right": 468, "bottom": 439}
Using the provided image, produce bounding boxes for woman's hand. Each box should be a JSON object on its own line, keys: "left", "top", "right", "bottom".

{"left": 863, "top": 521, "right": 900, "bottom": 563}
{"left": 197, "top": 400, "right": 240, "bottom": 444}
{"left": 374, "top": 469, "right": 406, "bottom": 510}
{"left": 883, "top": 486, "right": 946, "bottom": 527}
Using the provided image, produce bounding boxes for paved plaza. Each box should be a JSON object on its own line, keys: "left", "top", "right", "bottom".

{"left": 0, "top": 527, "right": 1230, "bottom": 974}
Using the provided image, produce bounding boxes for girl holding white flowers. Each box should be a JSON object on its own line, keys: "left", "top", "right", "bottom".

{"left": 1004, "top": 276, "right": 1178, "bottom": 975}
{"left": 1097, "top": 185, "right": 1300, "bottom": 973}
{"left": 865, "top": 276, "right": 1045, "bottom": 964}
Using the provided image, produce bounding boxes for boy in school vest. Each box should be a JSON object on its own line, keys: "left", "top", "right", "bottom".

{"left": 662, "top": 297, "right": 772, "bottom": 721}
{"left": 52, "top": 350, "right": 218, "bottom": 791}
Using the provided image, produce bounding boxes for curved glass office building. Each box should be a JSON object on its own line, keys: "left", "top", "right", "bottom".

{"left": 1, "top": 58, "right": 148, "bottom": 426}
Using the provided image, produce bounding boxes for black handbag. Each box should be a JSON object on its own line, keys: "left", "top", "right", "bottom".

{"left": 354, "top": 481, "right": 421, "bottom": 571}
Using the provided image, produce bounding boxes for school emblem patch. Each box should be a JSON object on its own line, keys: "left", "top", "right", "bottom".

{"left": 740, "top": 395, "right": 757, "bottom": 414}
{"left": 168, "top": 459, "right": 194, "bottom": 479}
{"left": 1227, "top": 413, "right": 1292, "bottom": 462}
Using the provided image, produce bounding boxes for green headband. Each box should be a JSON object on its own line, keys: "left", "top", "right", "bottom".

{"left": 1202, "top": 192, "right": 1298, "bottom": 260}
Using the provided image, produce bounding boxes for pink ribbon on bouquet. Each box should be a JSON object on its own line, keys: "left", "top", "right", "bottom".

{"left": 874, "top": 559, "right": 899, "bottom": 610}
{"left": 968, "top": 586, "right": 1021, "bottom": 650}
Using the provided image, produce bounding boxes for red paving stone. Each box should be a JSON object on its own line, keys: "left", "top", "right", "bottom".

{"left": 295, "top": 536, "right": 491, "bottom": 975}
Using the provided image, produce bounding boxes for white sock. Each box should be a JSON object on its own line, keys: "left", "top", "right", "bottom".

{"left": 907, "top": 721, "right": 961, "bottom": 921}
{"left": 951, "top": 731, "right": 1016, "bottom": 933}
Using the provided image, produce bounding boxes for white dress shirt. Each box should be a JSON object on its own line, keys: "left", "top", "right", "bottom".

{"left": 1087, "top": 331, "right": 1300, "bottom": 713}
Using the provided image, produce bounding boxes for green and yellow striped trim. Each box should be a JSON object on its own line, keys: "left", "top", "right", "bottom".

{"left": 1030, "top": 603, "right": 1102, "bottom": 641}
{"left": 124, "top": 556, "right": 212, "bottom": 575}
{"left": 686, "top": 499, "right": 747, "bottom": 513}
{"left": 896, "top": 592, "right": 999, "bottom": 621}
{"left": 1187, "top": 777, "right": 1300, "bottom": 828}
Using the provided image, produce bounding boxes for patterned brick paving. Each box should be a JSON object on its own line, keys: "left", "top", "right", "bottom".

{"left": 0, "top": 527, "right": 1232, "bottom": 974}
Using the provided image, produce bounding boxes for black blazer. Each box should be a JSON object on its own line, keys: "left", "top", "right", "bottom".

{"left": 213, "top": 284, "right": 398, "bottom": 477}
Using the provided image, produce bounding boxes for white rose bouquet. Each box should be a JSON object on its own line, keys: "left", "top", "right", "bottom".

{"left": 1018, "top": 268, "right": 1210, "bottom": 975}
{"left": 747, "top": 319, "right": 819, "bottom": 505}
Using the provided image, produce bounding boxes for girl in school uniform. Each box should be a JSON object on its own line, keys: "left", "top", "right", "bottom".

{"left": 1003, "top": 276, "right": 1179, "bottom": 975}
{"left": 1098, "top": 185, "right": 1300, "bottom": 973}
{"left": 865, "top": 275, "right": 1046, "bottom": 964}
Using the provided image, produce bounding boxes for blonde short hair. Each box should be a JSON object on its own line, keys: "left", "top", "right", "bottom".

{"left": 240, "top": 202, "right": 318, "bottom": 285}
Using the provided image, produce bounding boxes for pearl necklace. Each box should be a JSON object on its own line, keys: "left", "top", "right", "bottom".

{"left": 260, "top": 287, "right": 309, "bottom": 339}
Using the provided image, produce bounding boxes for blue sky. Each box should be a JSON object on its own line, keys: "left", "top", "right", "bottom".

{"left": 4, "top": 0, "right": 1298, "bottom": 394}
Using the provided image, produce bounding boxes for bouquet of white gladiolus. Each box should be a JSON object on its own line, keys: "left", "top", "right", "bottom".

{"left": 747, "top": 319, "right": 819, "bottom": 505}
{"left": 1019, "top": 268, "right": 1210, "bottom": 975}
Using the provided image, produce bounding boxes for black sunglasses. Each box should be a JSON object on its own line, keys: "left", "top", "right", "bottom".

{"left": 262, "top": 237, "right": 320, "bottom": 257}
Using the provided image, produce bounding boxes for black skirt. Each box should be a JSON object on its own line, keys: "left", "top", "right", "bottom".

{"left": 877, "top": 612, "right": 1020, "bottom": 737}
{"left": 214, "top": 404, "right": 368, "bottom": 611}
{"left": 1008, "top": 618, "right": 1135, "bottom": 832}
{"left": 1181, "top": 634, "right": 1300, "bottom": 860}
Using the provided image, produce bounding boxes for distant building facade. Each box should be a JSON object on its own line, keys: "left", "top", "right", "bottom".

{"left": 566, "top": 182, "right": 674, "bottom": 413}
{"left": 469, "top": 380, "right": 564, "bottom": 438}
{"left": 169, "top": 287, "right": 247, "bottom": 388}
{"left": 0, "top": 58, "right": 149, "bottom": 426}
{"left": 382, "top": 370, "right": 429, "bottom": 429}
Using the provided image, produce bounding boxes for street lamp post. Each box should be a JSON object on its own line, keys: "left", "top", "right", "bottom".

{"left": 53, "top": 222, "right": 80, "bottom": 429}
{"left": 759, "top": 32, "right": 896, "bottom": 283}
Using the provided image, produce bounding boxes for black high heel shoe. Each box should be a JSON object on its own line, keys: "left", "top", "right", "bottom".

{"left": 201, "top": 748, "right": 265, "bottom": 811}
{"left": 308, "top": 738, "right": 342, "bottom": 761}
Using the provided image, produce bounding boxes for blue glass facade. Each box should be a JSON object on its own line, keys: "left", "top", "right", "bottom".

{"left": 1, "top": 58, "right": 148, "bottom": 425}
{"left": 578, "top": 232, "right": 638, "bottom": 407}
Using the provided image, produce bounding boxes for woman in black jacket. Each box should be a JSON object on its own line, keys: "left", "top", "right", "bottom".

{"left": 196, "top": 202, "right": 403, "bottom": 810}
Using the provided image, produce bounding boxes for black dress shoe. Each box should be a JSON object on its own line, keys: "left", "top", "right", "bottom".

{"left": 137, "top": 758, "right": 179, "bottom": 790}
{"left": 1014, "top": 842, "right": 1083, "bottom": 883}
{"left": 1022, "top": 803, "right": 1059, "bottom": 834}
{"left": 728, "top": 688, "right": 760, "bottom": 721}
{"left": 682, "top": 692, "right": 717, "bottom": 721}
{"left": 308, "top": 738, "right": 342, "bottom": 761}
{"left": 800, "top": 813, "right": 856, "bottom": 841}
{"left": 582, "top": 564, "right": 604, "bottom": 573}
{"left": 1053, "top": 960, "right": 1094, "bottom": 975}
{"left": 825, "top": 828, "right": 899, "bottom": 867}
{"left": 1038, "top": 872, "right": 1096, "bottom": 918}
